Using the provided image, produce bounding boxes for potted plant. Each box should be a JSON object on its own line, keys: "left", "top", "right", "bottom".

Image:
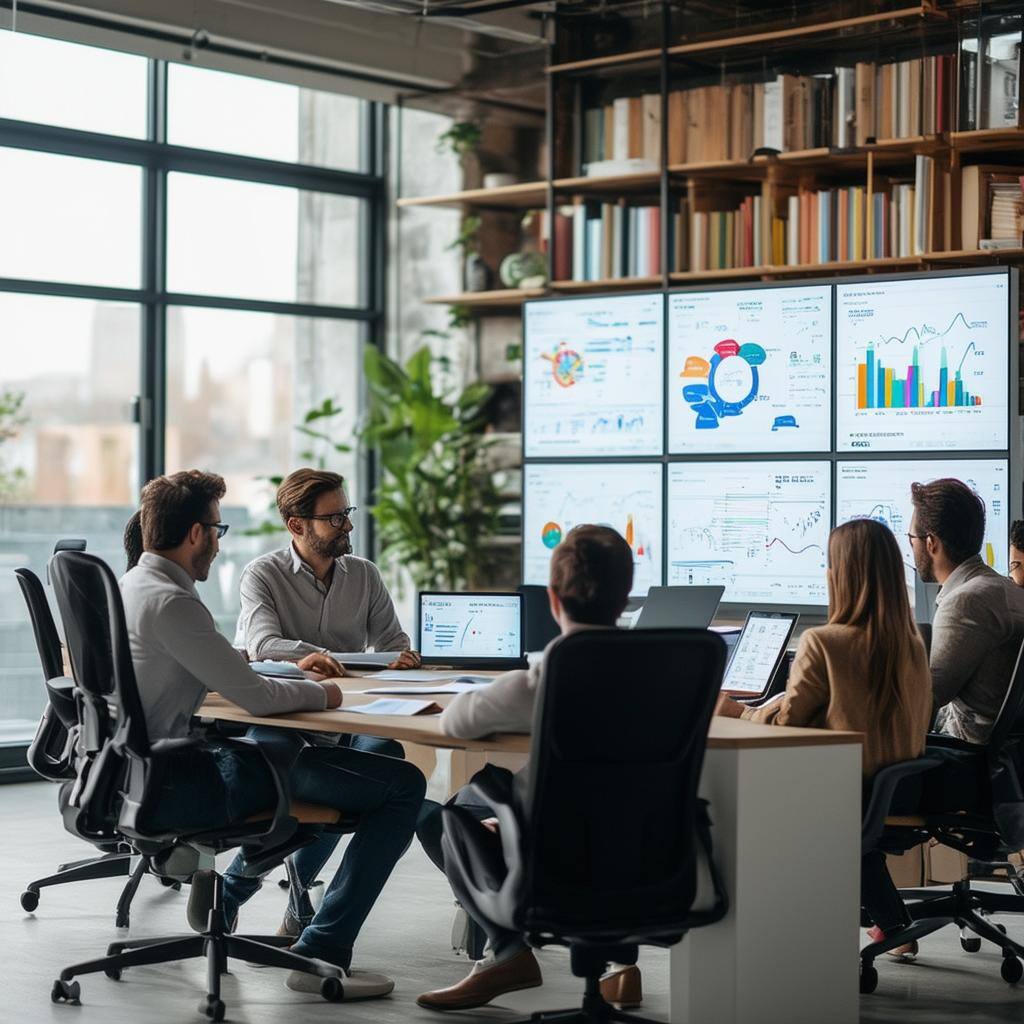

{"left": 359, "top": 344, "right": 503, "bottom": 592}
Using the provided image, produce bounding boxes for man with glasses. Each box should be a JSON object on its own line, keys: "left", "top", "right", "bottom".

{"left": 908, "top": 478, "right": 1024, "bottom": 745}
{"left": 120, "top": 470, "right": 425, "bottom": 998}
{"left": 235, "top": 467, "right": 420, "bottom": 671}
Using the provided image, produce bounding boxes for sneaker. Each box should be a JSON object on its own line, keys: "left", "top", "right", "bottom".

{"left": 417, "top": 949, "right": 542, "bottom": 1011}
{"left": 285, "top": 960, "right": 394, "bottom": 1000}
{"left": 599, "top": 964, "right": 642, "bottom": 1009}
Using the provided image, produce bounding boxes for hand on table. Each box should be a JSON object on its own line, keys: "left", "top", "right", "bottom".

{"left": 318, "top": 681, "right": 344, "bottom": 709}
{"left": 298, "top": 652, "right": 347, "bottom": 678}
{"left": 715, "top": 692, "right": 745, "bottom": 718}
{"left": 388, "top": 650, "right": 423, "bottom": 669}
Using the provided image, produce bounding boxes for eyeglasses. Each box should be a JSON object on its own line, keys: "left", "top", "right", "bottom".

{"left": 201, "top": 522, "right": 230, "bottom": 539}
{"left": 906, "top": 532, "right": 930, "bottom": 544}
{"left": 306, "top": 507, "right": 357, "bottom": 529}
{"left": 1010, "top": 561, "right": 1022, "bottom": 577}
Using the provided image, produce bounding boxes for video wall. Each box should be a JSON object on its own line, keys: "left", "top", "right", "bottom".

{"left": 522, "top": 268, "right": 1018, "bottom": 607}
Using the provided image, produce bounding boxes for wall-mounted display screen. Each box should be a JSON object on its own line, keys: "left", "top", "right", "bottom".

{"left": 835, "top": 459, "right": 1010, "bottom": 591}
{"left": 667, "top": 284, "right": 831, "bottom": 454}
{"left": 836, "top": 273, "right": 1009, "bottom": 452}
{"left": 524, "top": 292, "right": 664, "bottom": 457}
{"left": 666, "top": 461, "right": 831, "bottom": 605}
{"left": 522, "top": 462, "right": 663, "bottom": 596}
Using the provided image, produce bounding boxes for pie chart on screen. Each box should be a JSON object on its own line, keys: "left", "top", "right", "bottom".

{"left": 541, "top": 522, "right": 563, "bottom": 549}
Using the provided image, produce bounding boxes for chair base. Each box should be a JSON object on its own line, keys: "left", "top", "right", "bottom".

{"left": 507, "top": 975, "right": 659, "bottom": 1024}
{"left": 22, "top": 852, "right": 132, "bottom": 915}
{"left": 860, "top": 879, "right": 1024, "bottom": 990}
{"left": 50, "top": 872, "right": 345, "bottom": 1018}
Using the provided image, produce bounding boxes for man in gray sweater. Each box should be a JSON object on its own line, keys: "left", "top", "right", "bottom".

{"left": 120, "top": 470, "right": 425, "bottom": 999}
{"left": 909, "top": 478, "right": 1024, "bottom": 745}
{"left": 416, "top": 525, "right": 641, "bottom": 1013}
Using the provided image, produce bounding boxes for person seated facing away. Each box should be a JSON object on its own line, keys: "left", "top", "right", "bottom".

{"left": 1009, "top": 519, "right": 1024, "bottom": 588}
{"left": 119, "top": 470, "right": 425, "bottom": 999}
{"left": 718, "top": 518, "right": 932, "bottom": 948}
{"left": 236, "top": 467, "right": 419, "bottom": 671}
{"left": 416, "top": 524, "right": 641, "bottom": 1013}
{"left": 908, "top": 478, "right": 1024, "bottom": 744}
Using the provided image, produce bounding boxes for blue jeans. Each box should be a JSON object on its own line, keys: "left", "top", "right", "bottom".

{"left": 220, "top": 730, "right": 423, "bottom": 969}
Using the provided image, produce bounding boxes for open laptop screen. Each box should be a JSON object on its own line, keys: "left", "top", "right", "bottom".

{"left": 419, "top": 592, "right": 523, "bottom": 663}
{"left": 721, "top": 611, "right": 798, "bottom": 695}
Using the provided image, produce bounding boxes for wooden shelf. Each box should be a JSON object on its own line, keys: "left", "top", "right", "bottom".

{"left": 949, "top": 127, "right": 1024, "bottom": 152}
{"left": 666, "top": 5, "right": 933, "bottom": 59}
{"left": 549, "top": 276, "right": 662, "bottom": 293}
{"left": 552, "top": 172, "right": 660, "bottom": 195}
{"left": 547, "top": 47, "right": 661, "bottom": 76}
{"left": 397, "top": 181, "right": 546, "bottom": 210}
{"left": 422, "top": 288, "right": 545, "bottom": 309}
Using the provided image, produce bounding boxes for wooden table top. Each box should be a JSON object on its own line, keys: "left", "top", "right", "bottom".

{"left": 200, "top": 671, "right": 862, "bottom": 753}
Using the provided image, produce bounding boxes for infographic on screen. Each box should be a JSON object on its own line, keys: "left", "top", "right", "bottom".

{"left": 523, "top": 462, "right": 663, "bottom": 595}
{"left": 667, "top": 285, "right": 831, "bottom": 454}
{"left": 836, "top": 272, "right": 1009, "bottom": 451}
{"left": 836, "top": 459, "right": 1009, "bottom": 590}
{"left": 524, "top": 293, "right": 664, "bottom": 457}
{"left": 419, "top": 594, "right": 522, "bottom": 660}
{"left": 666, "top": 462, "right": 831, "bottom": 604}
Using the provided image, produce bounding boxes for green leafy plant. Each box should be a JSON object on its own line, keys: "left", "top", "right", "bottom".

{"left": 435, "top": 120, "right": 482, "bottom": 157}
{"left": 0, "top": 387, "right": 28, "bottom": 501}
{"left": 241, "top": 397, "right": 351, "bottom": 536}
{"left": 448, "top": 304, "right": 472, "bottom": 330}
{"left": 358, "top": 345, "right": 502, "bottom": 592}
{"left": 446, "top": 215, "right": 481, "bottom": 256}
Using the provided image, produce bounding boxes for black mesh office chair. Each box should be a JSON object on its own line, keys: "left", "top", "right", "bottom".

{"left": 859, "top": 638, "right": 1024, "bottom": 993}
{"left": 14, "top": 566, "right": 155, "bottom": 923}
{"left": 46, "top": 551, "right": 357, "bottom": 1020}
{"left": 442, "top": 628, "right": 729, "bottom": 1023}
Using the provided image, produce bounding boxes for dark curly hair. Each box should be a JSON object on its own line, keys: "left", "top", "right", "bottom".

{"left": 1011, "top": 520, "right": 1024, "bottom": 552}
{"left": 549, "top": 524, "right": 633, "bottom": 626}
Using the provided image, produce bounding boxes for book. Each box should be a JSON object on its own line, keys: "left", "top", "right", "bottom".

{"left": 345, "top": 698, "right": 442, "bottom": 716}
{"left": 642, "top": 93, "right": 662, "bottom": 164}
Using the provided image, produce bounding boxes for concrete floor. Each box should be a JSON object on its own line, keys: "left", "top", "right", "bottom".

{"left": 3, "top": 781, "right": 1024, "bottom": 1023}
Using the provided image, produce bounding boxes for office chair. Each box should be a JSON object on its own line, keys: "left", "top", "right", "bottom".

{"left": 859, "top": 638, "right": 1024, "bottom": 993}
{"left": 15, "top": 566, "right": 158, "bottom": 924}
{"left": 46, "top": 551, "right": 358, "bottom": 1020}
{"left": 519, "top": 584, "right": 559, "bottom": 652}
{"left": 442, "top": 628, "right": 729, "bottom": 1023}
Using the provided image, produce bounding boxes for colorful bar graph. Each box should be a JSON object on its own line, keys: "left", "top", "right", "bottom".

{"left": 855, "top": 345, "right": 982, "bottom": 410}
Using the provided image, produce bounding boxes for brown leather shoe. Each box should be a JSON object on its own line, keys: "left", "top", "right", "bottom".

{"left": 417, "top": 950, "right": 542, "bottom": 1011}
{"left": 600, "top": 964, "right": 642, "bottom": 1009}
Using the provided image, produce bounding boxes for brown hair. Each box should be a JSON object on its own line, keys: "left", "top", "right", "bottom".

{"left": 910, "top": 477, "right": 985, "bottom": 567}
{"left": 549, "top": 524, "right": 633, "bottom": 626}
{"left": 139, "top": 470, "right": 226, "bottom": 551}
{"left": 828, "top": 519, "right": 920, "bottom": 741}
{"left": 276, "top": 469, "right": 346, "bottom": 524}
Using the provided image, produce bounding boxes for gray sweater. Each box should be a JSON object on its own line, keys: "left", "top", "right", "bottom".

{"left": 120, "top": 553, "right": 327, "bottom": 741}
{"left": 931, "top": 556, "right": 1024, "bottom": 745}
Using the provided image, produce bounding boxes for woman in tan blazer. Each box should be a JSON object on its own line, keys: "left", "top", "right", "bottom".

{"left": 718, "top": 517, "right": 933, "bottom": 944}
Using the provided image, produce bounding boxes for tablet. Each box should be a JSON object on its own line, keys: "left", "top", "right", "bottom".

{"left": 720, "top": 611, "right": 799, "bottom": 696}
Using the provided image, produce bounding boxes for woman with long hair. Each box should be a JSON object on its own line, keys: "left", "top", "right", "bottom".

{"left": 718, "top": 518, "right": 932, "bottom": 943}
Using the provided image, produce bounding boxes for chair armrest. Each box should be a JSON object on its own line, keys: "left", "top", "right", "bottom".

{"left": 926, "top": 733, "right": 984, "bottom": 754}
{"left": 862, "top": 756, "right": 942, "bottom": 854}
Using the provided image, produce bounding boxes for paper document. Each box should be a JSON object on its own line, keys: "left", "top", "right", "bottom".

{"left": 345, "top": 698, "right": 442, "bottom": 716}
{"left": 251, "top": 661, "right": 305, "bottom": 679}
{"left": 356, "top": 678, "right": 493, "bottom": 696}
{"left": 365, "top": 670, "right": 471, "bottom": 682}
{"left": 330, "top": 651, "right": 403, "bottom": 667}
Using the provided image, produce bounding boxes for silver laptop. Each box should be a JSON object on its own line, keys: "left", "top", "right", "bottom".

{"left": 634, "top": 585, "right": 725, "bottom": 630}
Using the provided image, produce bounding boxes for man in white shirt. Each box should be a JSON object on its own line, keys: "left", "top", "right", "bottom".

{"left": 120, "top": 470, "right": 425, "bottom": 999}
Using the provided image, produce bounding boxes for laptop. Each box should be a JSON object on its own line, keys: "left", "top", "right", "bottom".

{"left": 634, "top": 585, "right": 725, "bottom": 630}
{"left": 720, "top": 610, "right": 799, "bottom": 697}
{"left": 418, "top": 591, "right": 528, "bottom": 670}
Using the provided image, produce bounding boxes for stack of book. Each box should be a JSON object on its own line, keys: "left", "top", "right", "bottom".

{"left": 988, "top": 179, "right": 1024, "bottom": 245}
{"left": 961, "top": 165, "right": 1024, "bottom": 248}
{"left": 689, "top": 194, "right": 764, "bottom": 271}
{"left": 552, "top": 202, "right": 663, "bottom": 281}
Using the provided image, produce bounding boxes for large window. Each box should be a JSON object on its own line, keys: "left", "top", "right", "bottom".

{"left": 0, "top": 32, "right": 381, "bottom": 751}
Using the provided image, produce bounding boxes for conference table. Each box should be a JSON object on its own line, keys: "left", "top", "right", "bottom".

{"left": 201, "top": 672, "right": 861, "bottom": 1024}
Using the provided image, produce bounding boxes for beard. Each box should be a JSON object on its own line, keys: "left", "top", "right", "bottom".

{"left": 914, "top": 548, "right": 936, "bottom": 584}
{"left": 308, "top": 530, "right": 351, "bottom": 560}
{"left": 192, "top": 531, "right": 217, "bottom": 582}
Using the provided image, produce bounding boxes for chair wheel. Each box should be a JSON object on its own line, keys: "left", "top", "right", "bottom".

{"left": 51, "top": 979, "right": 80, "bottom": 1003}
{"left": 277, "top": 878, "right": 290, "bottom": 890}
{"left": 1001, "top": 957, "right": 1023, "bottom": 984}
{"left": 320, "top": 976, "right": 343, "bottom": 1002}
{"left": 201, "top": 997, "right": 226, "bottom": 1021}
{"left": 21, "top": 889, "right": 39, "bottom": 912}
{"left": 859, "top": 963, "right": 878, "bottom": 994}
{"left": 104, "top": 967, "right": 122, "bottom": 981}
{"left": 961, "top": 936, "right": 981, "bottom": 952}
